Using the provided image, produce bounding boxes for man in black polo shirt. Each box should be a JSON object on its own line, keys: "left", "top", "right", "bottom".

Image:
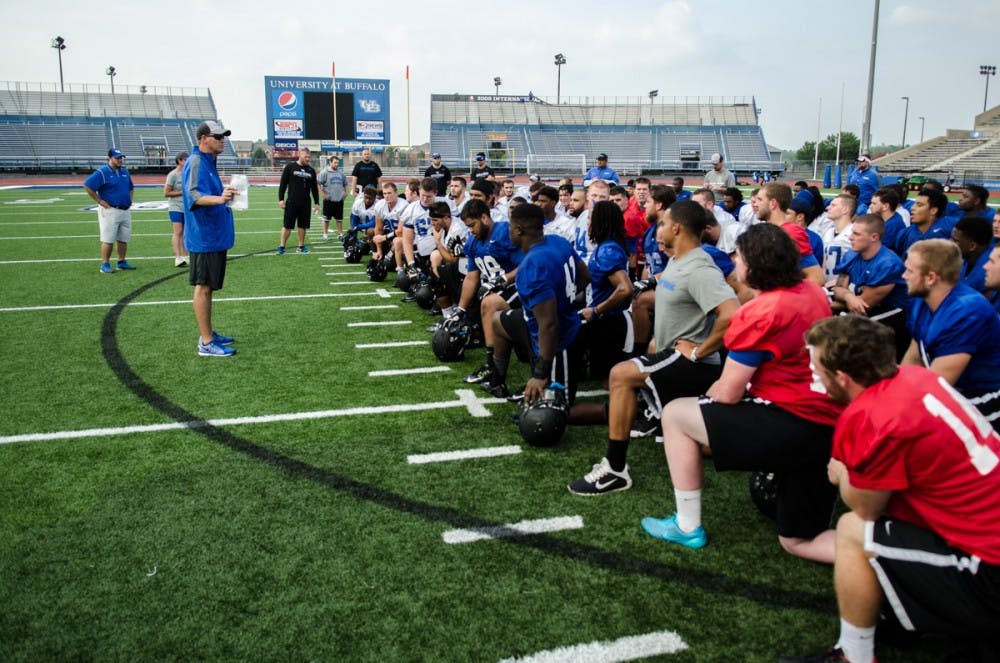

{"left": 277, "top": 147, "right": 319, "bottom": 254}
{"left": 350, "top": 147, "right": 382, "bottom": 195}
{"left": 470, "top": 152, "right": 495, "bottom": 182}
{"left": 424, "top": 152, "right": 451, "bottom": 196}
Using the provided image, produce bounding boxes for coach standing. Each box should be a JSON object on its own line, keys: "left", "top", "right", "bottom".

{"left": 277, "top": 147, "right": 319, "bottom": 254}
{"left": 83, "top": 148, "right": 134, "bottom": 274}
{"left": 182, "top": 121, "right": 237, "bottom": 357}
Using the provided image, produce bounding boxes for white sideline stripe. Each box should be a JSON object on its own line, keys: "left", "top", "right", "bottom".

{"left": 0, "top": 252, "right": 295, "bottom": 266}
{"left": 348, "top": 320, "right": 410, "bottom": 327}
{"left": 442, "top": 515, "right": 584, "bottom": 544}
{"left": 408, "top": 445, "right": 521, "bottom": 464}
{"left": 368, "top": 366, "right": 450, "bottom": 377}
{"left": 341, "top": 305, "right": 398, "bottom": 311}
{"left": 356, "top": 340, "right": 428, "bottom": 348}
{"left": 0, "top": 291, "right": 378, "bottom": 313}
{"left": 498, "top": 630, "right": 689, "bottom": 663}
{"left": 0, "top": 230, "right": 281, "bottom": 241}
{"left": 329, "top": 280, "right": 376, "bottom": 286}
{"left": 0, "top": 389, "right": 498, "bottom": 445}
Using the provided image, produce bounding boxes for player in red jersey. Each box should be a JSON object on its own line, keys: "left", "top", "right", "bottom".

{"left": 782, "top": 315, "right": 1000, "bottom": 663}
{"left": 642, "top": 224, "right": 841, "bottom": 561}
{"left": 753, "top": 182, "right": 826, "bottom": 286}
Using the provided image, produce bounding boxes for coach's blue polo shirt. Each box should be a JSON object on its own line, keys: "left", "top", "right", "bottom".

{"left": 84, "top": 163, "right": 133, "bottom": 208}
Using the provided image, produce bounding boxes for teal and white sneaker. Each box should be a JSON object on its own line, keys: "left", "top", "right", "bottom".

{"left": 296, "top": 245, "right": 310, "bottom": 254}
{"left": 116, "top": 260, "right": 135, "bottom": 270}
{"left": 641, "top": 514, "right": 707, "bottom": 549}
{"left": 211, "top": 330, "right": 235, "bottom": 346}
{"left": 100, "top": 262, "right": 114, "bottom": 274}
{"left": 198, "top": 339, "right": 236, "bottom": 357}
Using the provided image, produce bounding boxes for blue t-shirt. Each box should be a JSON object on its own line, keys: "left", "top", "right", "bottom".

{"left": 960, "top": 240, "right": 995, "bottom": 293}
{"left": 516, "top": 235, "right": 582, "bottom": 354}
{"left": 675, "top": 190, "right": 692, "bottom": 202}
{"left": 900, "top": 217, "right": 957, "bottom": 256}
{"left": 848, "top": 167, "right": 880, "bottom": 205}
{"left": 587, "top": 239, "right": 629, "bottom": 314}
{"left": 182, "top": 146, "right": 234, "bottom": 253}
{"left": 882, "top": 212, "right": 907, "bottom": 256}
{"left": 702, "top": 244, "right": 735, "bottom": 278}
{"left": 464, "top": 221, "right": 522, "bottom": 279}
{"left": 583, "top": 165, "right": 619, "bottom": 185}
{"left": 641, "top": 222, "right": 667, "bottom": 276}
{"left": 83, "top": 164, "right": 133, "bottom": 208}
{"left": 834, "top": 246, "right": 909, "bottom": 313}
{"left": 907, "top": 282, "right": 1000, "bottom": 393}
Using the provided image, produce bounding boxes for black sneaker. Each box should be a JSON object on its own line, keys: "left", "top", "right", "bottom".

{"left": 778, "top": 648, "right": 853, "bottom": 663}
{"left": 505, "top": 388, "right": 524, "bottom": 403}
{"left": 481, "top": 380, "right": 510, "bottom": 398}
{"left": 402, "top": 292, "right": 417, "bottom": 303}
{"left": 629, "top": 407, "right": 659, "bottom": 438}
{"left": 567, "top": 458, "right": 633, "bottom": 496}
{"left": 429, "top": 303, "right": 442, "bottom": 316}
{"left": 463, "top": 363, "right": 492, "bottom": 384}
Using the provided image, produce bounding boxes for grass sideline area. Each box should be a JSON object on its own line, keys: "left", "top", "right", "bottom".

{"left": 0, "top": 185, "right": 943, "bottom": 661}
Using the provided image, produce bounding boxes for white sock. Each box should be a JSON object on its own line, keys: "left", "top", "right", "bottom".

{"left": 674, "top": 489, "right": 702, "bottom": 532}
{"left": 835, "top": 618, "right": 875, "bottom": 663}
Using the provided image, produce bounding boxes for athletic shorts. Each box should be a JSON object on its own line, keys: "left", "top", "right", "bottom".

{"left": 580, "top": 311, "right": 634, "bottom": 381}
{"left": 438, "top": 261, "right": 464, "bottom": 305}
{"left": 189, "top": 250, "right": 228, "bottom": 291}
{"left": 498, "top": 308, "right": 534, "bottom": 364}
{"left": 866, "top": 517, "right": 1000, "bottom": 636}
{"left": 864, "top": 307, "right": 910, "bottom": 362}
{"left": 701, "top": 397, "right": 836, "bottom": 539}
{"left": 322, "top": 199, "right": 344, "bottom": 221}
{"left": 961, "top": 387, "right": 1000, "bottom": 433}
{"left": 169, "top": 211, "right": 184, "bottom": 224}
{"left": 282, "top": 203, "right": 311, "bottom": 230}
{"left": 631, "top": 348, "right": 722, "bottom": 417}
{"left": 98, "top": 207, "right": 131, "bottom": 243}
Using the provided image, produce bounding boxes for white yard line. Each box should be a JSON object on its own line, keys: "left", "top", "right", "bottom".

{"left": 368, "top": 366, "right": 450, "bottom": 377}
{"left": 498, "top": 630, "right": 689, "bottom": 663}
{"left": 442, "top": 515, "right": 584, "bottom": 544}
{"left": 407, "top": 445, "right": 522, "bottom": 465}
{"left": 0, "top": 291, "right": 380, "bottom": 313}
{"left": 355, "top": 340, "right": 428, "bottom": 348}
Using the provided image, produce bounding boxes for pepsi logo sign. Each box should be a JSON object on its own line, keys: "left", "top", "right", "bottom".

{"left": 277, "top": 91, "right": 298, "bottom": 111}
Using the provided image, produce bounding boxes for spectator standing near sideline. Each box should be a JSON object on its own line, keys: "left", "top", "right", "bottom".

{"left": 350, "top": 147, "right": 382, "bottom": 194}
{"left": 181, "top": 121, "right": 238, "bottom": 358}
{"left": 470, "top": 152, "right": 496, "bottom": 182}
{"left": 83, "top": 148, "right": 134, "bottom": 274}
{"left": 424, "top": 152, "right": 452, "bottom": 196}
{"left": 317, "top": 155, "right": 348, "bottom": 242}
{"left": 582, "top": 153, "right": 620, "bottom": 187}
{"left": 847, "top": 154, "right": 880, "bottom": 211}
{"left": 782, "top": 315, "right": 1000, "bottom": 663}
{"left": 164, "top": 151, "right": 189, "bottom": 267}
{"left": 277, "top": 147, "right": 319, "bottom": 255}
{"left": 703, "top": 153, "right": 735, "bottom": 195}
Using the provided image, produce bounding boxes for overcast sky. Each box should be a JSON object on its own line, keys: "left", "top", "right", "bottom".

{"left": 1, "top": 0, "right": 996, "bottom": 153}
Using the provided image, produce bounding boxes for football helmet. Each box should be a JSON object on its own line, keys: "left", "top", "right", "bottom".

{"left": 414, "top": 281, "right": 436, "bottom": 309}
{"left": 518, "top": 383, "right": 569, "bottom": 447}
{"left": 748, "top": 471, "right": 778, "bottom": 519}
{"left": 432, "top": 318, "right": 470, "bottom": 361}
{"left": 366, "top": 257, "right": 388, "bottom": 282}
{"left": 344, "top": 243, "right": 364, "bottom": 263}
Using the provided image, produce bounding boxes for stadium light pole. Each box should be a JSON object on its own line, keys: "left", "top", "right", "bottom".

{"left": 106, "top": 66, "right": 116, "bottom": 94}
{"left": 494, "top": 76, "right": 502, "bottom": 96}
{"left": 860, "top": 0, "right": 880, "bottom": 155}
{"left": 649, "top": 90, "right": 658, "bottom": 126}
{"left": 554, "top": 53, "right": 566, "bottom": 104}
{"left": 900, "top": 96, "right": 909, "bottom": 149}
{"left": 918, "top": 115, "right": 925, "bottom": 143}
{"left": 981, "top": 65, "right": 996, "bottom": 112}
{"left": 50, "top": 36, "right": 66, "bottom": 93}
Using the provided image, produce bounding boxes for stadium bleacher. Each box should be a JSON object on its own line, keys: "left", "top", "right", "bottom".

{"left": 0, "top": 81, "right": 234, "bottom": 169}
{"left": 430, "top": 94, "right": 782, "bottom": 176}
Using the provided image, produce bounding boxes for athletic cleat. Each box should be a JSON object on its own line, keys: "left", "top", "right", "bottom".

{"left": 276, "top": 246, "right": 286, "bottom": 255}
{"left": 505, "top": 388, "right": 525, "bottom": 403}
{"left": 211, "top": 330, "right": 235, "bottom": 345}
{"left": 337, "top": 233, "right": 345, "bottom": 242}
{"left": 481, "top": 380, "right": 510, "bottom": 398}
{"left": 116, "top": 260, "right": 135, "bottom": 270}
{"left": 321, "top": 234, "right": 330, "bottom": 242}
{"left": 568, "top": 458, "right": 633, "bottom": 496}
{"left": 198, "top": 339, "right": 236, "bottom": 357}
{"left": 641, "top": 514, "right": 707, "bottom": 549}
{"left": 463, "top": 363, "right": 493, "bottom": 384}
{"left": 175, "top": 257, "right": 188, "bottom": 267}
{"left": 778, "top": 647, "right": 861, "bottom": 663}
{"left": 401, "top": 292, "right": 417, "bottom": 303}
{"left": 99, "top": 262, "right": 114, "bottom": 274}
{"left": 296, "top": 245, "right": 310, "bottom": 254}
{"left": 629, "top": 407, "right": 660, "bottom": 439}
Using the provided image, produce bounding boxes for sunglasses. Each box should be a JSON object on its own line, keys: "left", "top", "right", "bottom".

{"left": 212, "top": 134, "right": 227, "bottom": 140}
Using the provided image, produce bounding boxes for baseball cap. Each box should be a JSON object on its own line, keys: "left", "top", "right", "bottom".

{"left": 528, "top": 174, "right": 541, "bottom": 183}
{"left": 431, "top": 152, "right": 441, "bottom": 159}
{"left": 475, "top": 152, "right": 486, "bottom": 161}
{"left": 856, "top": 155, "right": 871, "bottom": 163}
{"left": 710, "top": 153, "right": 723, "bottom": 164}
{"left": 196, "top": 120, "right": 232, "bottom": 138}
{"left": 597, "top": 153, "right": 608, "bottom": 160}
{"left": 108, "top": 148, "right": 124, "bottom": 158}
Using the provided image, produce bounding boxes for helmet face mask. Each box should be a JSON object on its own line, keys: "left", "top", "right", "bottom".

{"left": 344, "top": 243, "right": 364, "bottom": 263}
{"left": 366, "top": 257, "right": 388, "bottom": 282}
{"left": 518, "top": 385, "right": 568, "bottom": 447}
{"left": 432, "top": 319, "right": 470, "bottom": 361}
{"left": 414, "top": 282, "right": 436, "bottom": 309}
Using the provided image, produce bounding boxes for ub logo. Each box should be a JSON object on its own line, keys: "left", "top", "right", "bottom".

{"left": 358, "top": 98, "right": 381, "bottom": 113}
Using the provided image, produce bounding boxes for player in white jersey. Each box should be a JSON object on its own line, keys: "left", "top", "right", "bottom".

{"left": 820, "top": 194, "right": 857, "bottom": 282}
{"left": 373, "top": 181, "right": 409, "bottom": 263}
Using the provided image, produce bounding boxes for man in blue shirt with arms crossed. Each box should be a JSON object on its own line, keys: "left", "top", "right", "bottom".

{"left": 182, "top": 121, "right": 238, "bottom": 357}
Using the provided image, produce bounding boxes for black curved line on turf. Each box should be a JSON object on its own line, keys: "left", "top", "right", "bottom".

{"left": 100, "top": 262, "right": 834, "bottom": 617}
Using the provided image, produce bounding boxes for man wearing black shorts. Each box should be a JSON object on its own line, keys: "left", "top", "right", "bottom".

{"left": 783, "top": 315, "right": 1000, "bottom": 663}
{"left": 318, "top": 155, "right": 347, "bottom": 241}
{"left": 277, "top": 147, "right": 319, "bottom": 254}
{"left": 181, "top": 121, "right": 238, "bottom": 357}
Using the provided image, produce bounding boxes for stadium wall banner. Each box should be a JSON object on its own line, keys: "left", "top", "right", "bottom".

{"left": 274, "top": 119, "right": 303, "bottom": 139}
{"left": 273, "top": 140, "right": 299, "bottom": 159}
{"left": 265, "top": 75, "right": 390, "bottom": 146}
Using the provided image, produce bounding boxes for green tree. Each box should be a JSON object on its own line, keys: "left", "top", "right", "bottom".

{"left": 795, "top": 132, "right": 861, "bottom": 161}
{"left": 251, "top": 147, "right": 269, "bottom": 167}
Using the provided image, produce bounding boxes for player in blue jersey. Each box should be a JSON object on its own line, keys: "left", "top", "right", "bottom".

{"left": 902, "top": 239, "right": 1000, "bottom": 428}
{"left": 953, "top": 184, "right": 994, "bottom": 222}
{"left": 899, "top": 188, "right": 955, "bottom": 255}
{"left": 868, "top": 186, "right": 906, "bottom": 256}
{"left": 83, "top": 147, "right": 135, "bottom": 273}
{"left": 453, "top": 199, "right": 524, "bottom": 389}
{"left": 985, "top": 243, "right": 1000, "bottom": 313}
{"left": 951, "top": 216, "right": 995, "bottom": 293}
{"left": 487, "top": 203, "right": 589, "bottom": 406}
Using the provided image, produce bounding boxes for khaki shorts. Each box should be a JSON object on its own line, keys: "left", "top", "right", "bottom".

{"left": 98, "top": 207, "right": 132, "bottom": 243}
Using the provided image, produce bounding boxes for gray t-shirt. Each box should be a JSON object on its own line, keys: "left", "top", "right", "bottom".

{"left": 165, "top": 169, "right": 183, "bottom": 213}
{"left": 653, "top": 246, "right": 735, "bottom": 363}
{"left": 703, "top": 167, "right": 735, "bottom": 190}
{"left": 318, "top": 167, "right": 347, "bottom": 201}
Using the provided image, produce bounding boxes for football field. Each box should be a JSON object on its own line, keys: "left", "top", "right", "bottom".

{"left": 0, "top": 183, "right": 940, "bottom": 661}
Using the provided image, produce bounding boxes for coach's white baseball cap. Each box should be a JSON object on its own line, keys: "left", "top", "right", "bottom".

{"left": 196, "top": 120, "right": 231, "bottom": 138}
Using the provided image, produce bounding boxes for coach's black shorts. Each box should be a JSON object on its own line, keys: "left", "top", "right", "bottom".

{"left": 189, "top": 251, "right": 228, "bottom": 291}
{"left": 866, "top": 517, "right": 1000, "bottom": 637}
{"left": 701, "top": 397, "right": 835, "bottom": 539}
{"left": 283, "top": 203, "right": 311, "bottom": 230}
{"left": 631, "top": 348, "right": 722, "bottom": 416}
{"left": 322, "top": 199, "right": 344, "bottom": 221}
{"left": 581, "top": 311, "right": 633, "bottom": 381}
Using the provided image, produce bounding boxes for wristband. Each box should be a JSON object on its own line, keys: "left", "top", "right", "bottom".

{"left": 532, "top": 358, "right": 553, "bottom": 380}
